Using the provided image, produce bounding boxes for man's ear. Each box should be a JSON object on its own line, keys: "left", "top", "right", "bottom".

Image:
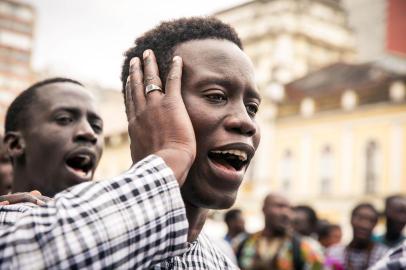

{"left": 4, "top": 132, "right": 25, "bottom": 159}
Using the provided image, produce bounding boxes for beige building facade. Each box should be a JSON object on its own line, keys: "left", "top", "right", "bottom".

{"left": 215, "top": 0, "right": 354, "bottom": 90}
{"left": 272, "top": 63, "right": 406, "bottom": 237}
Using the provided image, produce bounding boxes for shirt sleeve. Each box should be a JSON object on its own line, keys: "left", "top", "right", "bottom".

{"left": 0, "top": 203, "right": 35, "bottom": 228}
{"left": 369, "top": 243, "right": 406, "bottom": 270}
{"left": 0, "top": 155, "right": 188, "bottom": 269}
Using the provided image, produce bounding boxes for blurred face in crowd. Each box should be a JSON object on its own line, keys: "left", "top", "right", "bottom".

{"left": 329, "top": 226, "right": 342, "bottom": 246}
{"left": 0, "top": 153, "right": 12, "bottom": 195}
{"left": 386, "top": 196, "right": 406, "bottom": 232}
{"left": 320, "top": 225, "right": 342, "bottom": 248}
{"left": 351, "top": 206, "right": 378, "bottom": 243}
{"left": 7, "top": 82, "right": 104, "bottom": 197}
{"left": 229, "top": 211, "right": 246, "bottom": 234}
{"left": 263, "top": 193, "right": 293, "bottom": 235}
{"left": 293, "top": 209, "right": 312, "bottom": 236}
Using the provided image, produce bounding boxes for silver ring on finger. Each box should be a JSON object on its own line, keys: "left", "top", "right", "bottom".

{"left": 145, "top": 84, "right": 163, "bottom": 95}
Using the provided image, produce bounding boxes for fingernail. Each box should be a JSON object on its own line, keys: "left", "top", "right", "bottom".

{"left": 173, "top": 56, "right": 181, "bottom": 62}
{"left": 143, "top": 50, "right": 150, "bottom": 59}
{"left": 130, "top": 57, "right": 139, "bottom": 66}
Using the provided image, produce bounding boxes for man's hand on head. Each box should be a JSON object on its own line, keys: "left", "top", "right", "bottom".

{"left": 0, "top": 190, "right": 52, "bottom": 206}
{"left": 125, "top": 50, "right": 196, "bottom": 186}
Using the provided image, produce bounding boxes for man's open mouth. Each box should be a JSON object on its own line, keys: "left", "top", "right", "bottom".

{"left": 208, "top": 149, "right": 249, "bottom": 171}
{"left": 65, "top": 153, "right": 95, "bottom": 179}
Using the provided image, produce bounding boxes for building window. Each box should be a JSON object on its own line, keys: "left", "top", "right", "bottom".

{"left": 365, "top": 141, "right": 379, "bottom": 194}
{"left": 300, "top": 98, "right": 315, "bottom": 117}
{"left": 320, "top": 145, "right": 333, "bottom": 194}
{"left": 280, "top": 150, "right": 293, "bottom": 192}
{"left": 389, "top": 81, "right": 405, "bottom": 102}
{"left": 341, "top": 90, "right": 358, "bottom": 111}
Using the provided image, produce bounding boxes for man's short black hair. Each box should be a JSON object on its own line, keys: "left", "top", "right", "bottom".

{"left": 385, "top": 194, "right": 406, "bottom": 209}
{"left": 5, "top": 77, "right": 83, "bottom": 133}
{"left": 317, "top": 220, "right": 340, "bottom": 239}
{"left": 121, "top": 16, "right": 243, "bottom": 96}
{"left": 0, "top": 134, "right": 10, "bottom": 162}
{"left": 294, "top": 205, "right": 318, "bottom": 227}
{"left": 351, "top": 202, "right": 379, "bottom": 218}
{"left": 224, "top": 208, "right": 242, "bottom": 224}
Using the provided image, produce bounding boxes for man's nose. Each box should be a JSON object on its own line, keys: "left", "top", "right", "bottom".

{"left": 74, "top": 120, "right": 97, "bottom": 144}
{"left": 224, "top": 104, "right": 257, "bottom": 137}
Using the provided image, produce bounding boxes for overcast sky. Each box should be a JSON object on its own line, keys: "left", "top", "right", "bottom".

{"left": 23, "top": 0, "right": 247, "bottom": 89}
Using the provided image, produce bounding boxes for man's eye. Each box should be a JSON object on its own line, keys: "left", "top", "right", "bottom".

{"left": 56, "top": 116, "right": 73, "bottom": 125}
{"left": 91, "top": 122, "right": 103, "bottom": 134}
{"left": 246, "top": 103, "right": 259, "bottom": 116}
{"left": 206, "top": 93, "right": 227, "bottom": 102}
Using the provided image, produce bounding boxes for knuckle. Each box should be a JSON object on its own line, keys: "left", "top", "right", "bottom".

{"left": 129, "top": 65, "right": 138, "bottom": 74}
{"left": 144, "top": 75, "right": 155, "bottom": 81}
{"left": 132, "top": 81, "right": 143, "bottom": 86}
{"left": 167, "top": 73, "right": 180, "bottom": 81}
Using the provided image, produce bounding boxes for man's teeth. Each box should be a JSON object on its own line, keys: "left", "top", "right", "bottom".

{"left": 73, "top": 168, "right": 90, "bottom": 178}
{"left": 211, "top": 150, "right": 247, "bottom": 161}
{"left": 77, "top": 155, "right": 91, "bottom": 165}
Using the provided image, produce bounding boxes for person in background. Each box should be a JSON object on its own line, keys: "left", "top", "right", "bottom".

{"left": 374, "top": 194, "right": 406, "bottom": 249}
{"left": 224, "top": 208, "right": 248, "bottom": 255}
{"left": 238, "top": 193, "right": 324, "bottom": 270}
{"left": 326, "top": 203, "right": 388, "bottom": 270}
{"left": 0, "top": 77, "right": 103, "bottom": 226}
{"left": 317, "top": 221, "right": 342, "bottom": 249}
{"left": 3, "top": 78, "right": 103, "bottom": 198}
{"left": 293, "top": 205, "right": 319, "bottom": 238}
{"left": 0, "top": 134, "right": 12, "bottom": 196}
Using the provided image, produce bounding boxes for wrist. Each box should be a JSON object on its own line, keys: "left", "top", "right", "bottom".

{"left": 155, "top": 148, "right": 195, "bottom": 186}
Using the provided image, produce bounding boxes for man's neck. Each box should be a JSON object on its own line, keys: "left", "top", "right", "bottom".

{"left": 227, "top": 230, "right": 243, "bottom": 239}
{"left": 184, "top": 202, "right": 209, "bottom": 242}
{"left": 385, "top": 222, "right": 404, "bottom": 241}
{"left": 349, "top": 239, "right": 372, "bottom": 250}
{"left": 263, "top": 227, "right": 287, "bottom": 239}
{"left": 11, "top": 170, "right": 32, "bottom": 194}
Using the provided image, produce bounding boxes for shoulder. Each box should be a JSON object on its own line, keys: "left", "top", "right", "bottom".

{"left": 374, "top": 242, "right": 390, "bottom": 255}
{"left": 326, "top": 244, "right": 346, "bottom": 258}
{"left": 297, "top": 236, "right": 325, "bottom": 264}
{"left": 370, "top": 241, "right": 406, "bottom": 270}
{"left": 195, "top": 233, "right": 239, "bottom": 269}
{"left": 0, "top": 203, "right": 36, "bottom": 230}
{"left": 325, "top": 244, "right": 346, "bottom": 268}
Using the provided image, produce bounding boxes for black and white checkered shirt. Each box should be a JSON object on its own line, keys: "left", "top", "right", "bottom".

{"left": 370, "top": 242, "right": 406, "bottom": 270}
{"left": 0, "top": 155, "right": 238, "bottom": 269}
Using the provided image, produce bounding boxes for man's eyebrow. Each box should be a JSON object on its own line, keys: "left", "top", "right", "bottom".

{"left": 87, "top": 110, "right": 103, "bottom": 120}
{"left": 51, "top": 107, "right": 79, "bottom": 114}
{"left": 194, "top": 77, "right": 234, "bottom": 89}
{"left": 248, "top": 88, "right": 262, "bottom": 103}
{"left": 52, "top": 107, "right": 103, "bottom": 121}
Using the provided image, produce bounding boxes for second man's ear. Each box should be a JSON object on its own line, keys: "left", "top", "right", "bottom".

{"left": 4, "top": 131, "right": 26, "bottom": 159}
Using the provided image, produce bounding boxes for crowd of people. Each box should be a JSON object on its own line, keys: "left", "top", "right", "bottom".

{"left": 221, "top": 193, "right": 406, "bottom": 269}
{"left": 0, "top": 15, "right": 404, "bottom": 269}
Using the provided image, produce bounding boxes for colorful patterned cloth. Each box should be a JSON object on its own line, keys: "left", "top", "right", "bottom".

{"left": 238, "top": 231, "right": 324, "bottom": 270}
